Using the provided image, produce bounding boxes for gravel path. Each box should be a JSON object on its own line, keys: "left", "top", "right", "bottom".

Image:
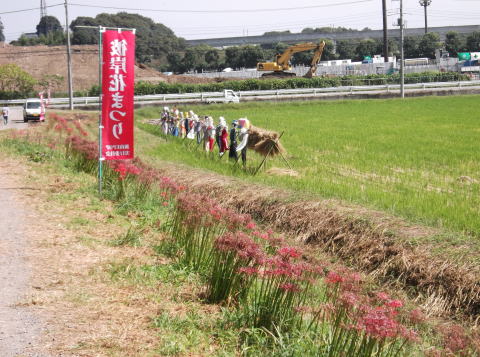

{"left": 0, "top": 129, "right": 46, "bottom": 355}
{"left": 1, "top": 107, "right": 29, "bottom": 131}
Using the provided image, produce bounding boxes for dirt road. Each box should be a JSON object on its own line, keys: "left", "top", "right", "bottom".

{"left": 1, "top": 107, "right": 29, "bottom": 131}
{"left": 0, "top": 126, "right": 46, "bottom": 356}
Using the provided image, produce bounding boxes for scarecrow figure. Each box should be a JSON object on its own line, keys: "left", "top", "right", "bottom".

{"left": 236, "top": 118, "right": 250, "bottom": 166}
{"left": 186, "top": 113, "right": 196, "bottom": 140}
{"left": 180, "top": 112, "right": 186, "bottom": 138}
{"left": 205, "top": 116, "right": 216, "bottom": 152}
{"left": 217, "top": 117, "right": 229, "bottom": 157}
{"left": 161, "top": 107, "right": 169, "bottom": 135}
{"left": 229, "top": 120, "right": 238, "bottom": 160}
{"left": 215, "top": 118, "right": 223, "bottom": 150}
{"left": 195, "top": 116, "right": 203, "bottom": 145}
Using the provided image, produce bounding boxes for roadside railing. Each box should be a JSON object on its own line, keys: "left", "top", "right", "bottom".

{"left": 1, "top": 80, "right": 479, "bottom": 108}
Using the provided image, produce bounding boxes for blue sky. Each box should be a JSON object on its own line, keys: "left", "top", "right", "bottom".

{"left": 1, "top": 0, "right": 479, "bottom": 42}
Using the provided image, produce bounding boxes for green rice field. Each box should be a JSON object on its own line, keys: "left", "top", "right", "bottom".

{"left": 136, "top": 95, "right": 480, "bottom": 237}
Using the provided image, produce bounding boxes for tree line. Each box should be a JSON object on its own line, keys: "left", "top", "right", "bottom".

{"left": 4, "top": 12, "right": 480, "bottom": 74}
{"left": 170, "top": 31, "right": 480, "bottom": 73}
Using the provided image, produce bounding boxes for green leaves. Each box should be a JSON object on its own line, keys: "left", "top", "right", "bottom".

{"left": 0, "top": 63, "right": 36, "bottom": 95}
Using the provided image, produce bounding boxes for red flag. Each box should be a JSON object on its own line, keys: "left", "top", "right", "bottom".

{"left": 101, "top": 30, "right": 136, "bottom": 160}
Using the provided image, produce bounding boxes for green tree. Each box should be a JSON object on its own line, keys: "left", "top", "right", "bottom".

{"left": 0, "top": 19, "right": 5, "bottom": 42}
{"left": 239, "top": 45, "right": 264, "bottom": 68}
{"left": 418, "top": 32, "right": 441, "bottom": 58}
{"left": 70, "top": 16, "right": 99, "bottom": 44}
{"left": 320, "top": 39, "right": 337, "bottom": 61}
{"left": 263, "top": 30, "right": 291, "bottom": 36}
{"left": 466, "top": 31, "right": 480, "bottom": 52}
{"left": 0, "top": 64, "right": 36, "bottom": 94}
{"left": 166, "top": 52, "right": 184, "bottom": 73}
{"left": 336, "top": 40, "right": 357, "bottom": 60}
{"left": 404, "top": 36, "right": 421, "bottom": 58}
{"left": 225, "top": 46, "right": 242, "bottom": 68}
{"left": 355, "top": 39, "right": 378, "bottom": 60}
{"left": 70, "top": 12, "right": 185, "bottom": 66}
{"left": 36, "top": 15, "right": 62, "bottom": 36}
{"left": 301, "top": 26, "right": 355, "bottom": 34}
{"left": 387, "top": 38, "right": 399, "bottom": 57}
{"left": 205, "top": 49, "right": 221, "bottom": 70}
{"left": 445, "top": 31, "right": 465, "bottom": 56}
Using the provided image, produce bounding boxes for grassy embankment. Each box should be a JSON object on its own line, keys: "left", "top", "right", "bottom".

{"left": 0, "top": 119, "right": 438, "bottom": 356}
{"left": 136, "top": 95, "right": 480, "bottom": 242}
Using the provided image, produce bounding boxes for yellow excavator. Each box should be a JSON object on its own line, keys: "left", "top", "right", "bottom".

{"left": 256, "top": 41, "right": 326, "bottom": 78}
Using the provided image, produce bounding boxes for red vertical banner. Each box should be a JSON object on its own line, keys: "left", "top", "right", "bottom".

{"left": 101, "top": 30, "right": 135, "bottom": 160}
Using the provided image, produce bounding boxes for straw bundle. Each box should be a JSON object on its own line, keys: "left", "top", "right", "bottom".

{"left": 248, "top": 125, "right": 286, "bottom": 157}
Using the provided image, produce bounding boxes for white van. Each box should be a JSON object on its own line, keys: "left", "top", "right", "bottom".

{"left": 23, "top": 99, "right": 43, "bottom": 122}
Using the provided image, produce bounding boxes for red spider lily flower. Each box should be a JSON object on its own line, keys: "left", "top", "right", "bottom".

{"left": 386, "top": 299, "right": 403, "bottom": 309}
{"left": 162, "top": 201, "right": 168, "bottom": 207}
{"left": 340, "top": 292, "right": 360, "bottom": 308}
{"left": 277, "top": 246, "right": 302, "bottom": 260}
{"left": 398, "top": 326, "right": 420, "bottom": 343}
{"left": 408, "top": 308, "right": 426, "bottom": 325}
{"left": 215, "top": 232, "right": 265, "bottom": 264}
{"left": 358, "top": 308, "right": 400, "bottom": 339}
{"left": 440, "top": 324, "right": 471, "bottom": 354}
{"left": 325, "top": 271, "right": 344, "bottom": 284}
{"left": 245, "top": 221, "right": 256, "bottom": 230}
{"left": 376, "top": 292, "right": 390, "bottom": 301}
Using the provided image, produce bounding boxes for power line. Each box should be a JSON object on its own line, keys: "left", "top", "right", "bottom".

{"left": 0, "top": 3, "right": 63, "bottom": 15}
{"left": 174, "top": 12, "right": 379, "bottom": 32}
{"left": 69, "top": 0, "right": 373, "bottom": 14}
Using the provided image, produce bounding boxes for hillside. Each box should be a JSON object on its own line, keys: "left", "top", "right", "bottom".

{"left": 0, "top": 44, "right": 212, "bottom": 93}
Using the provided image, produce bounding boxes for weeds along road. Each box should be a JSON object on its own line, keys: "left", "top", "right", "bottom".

{"left": 0, "top": 111, "right": 46, "bottom": 356}
{"left": 0, "top": 107, "right": 30, "bottom": 131}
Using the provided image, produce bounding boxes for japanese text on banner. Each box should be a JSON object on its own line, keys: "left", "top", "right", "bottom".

{"left": 101, "top": 30, "right": 135, "bottom": 160}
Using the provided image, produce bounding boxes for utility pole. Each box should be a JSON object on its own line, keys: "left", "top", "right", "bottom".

{"left": 382, "top": 0, "right": 388, "bottom": 62}
{"left": 400, "top": 0, "right": 405, "bottom": 98}
{"left": 40, "top": 0, "right": 47, "bottom": 19}
{"left": 64, "top": 0, "right": 74, "bottom": 110}
{"left": 419, "top": 0, "right": 432, "bottom": 34}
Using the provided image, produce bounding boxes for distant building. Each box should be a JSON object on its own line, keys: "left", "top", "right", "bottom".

{"left": 23, "top": 33, "right": 39, "bottom": 39}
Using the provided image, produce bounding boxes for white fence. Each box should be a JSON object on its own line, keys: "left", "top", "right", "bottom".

{"left": 184, "top": 59, "right": 461, "bottom": 79}
{"left": 1, "top": 80, "right": 479, "bottom": 108}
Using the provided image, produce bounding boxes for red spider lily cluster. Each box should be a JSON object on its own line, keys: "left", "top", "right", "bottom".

{"left": 72, "top": 120, "right": 89, "bottom": 137}
{"left": 17, "top": 114, "right": 478, "bottom": 357}
{"left": 50, "top": 114, "right": 73, "bottom": 134}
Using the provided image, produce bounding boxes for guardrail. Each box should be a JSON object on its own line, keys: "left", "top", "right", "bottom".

{"left": 1, "top": 80, "right": 479, "bottom": 107}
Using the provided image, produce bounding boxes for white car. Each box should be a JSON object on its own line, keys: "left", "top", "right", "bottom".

{"left": 23, "top": 99, "right": 43, "bottom": 122}
{"left": 204, "top": 90, "right": 240, "bottom": 104}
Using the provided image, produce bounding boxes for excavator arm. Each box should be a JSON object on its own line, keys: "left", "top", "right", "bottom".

{"left": 304, "top": 41, "right": 326, "bottom": 78}
{"left": 256, "top": 41, "right": 326, "bottom": 77}
{"left": 275, "top": 42, "right": 320, "bottom": 68}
